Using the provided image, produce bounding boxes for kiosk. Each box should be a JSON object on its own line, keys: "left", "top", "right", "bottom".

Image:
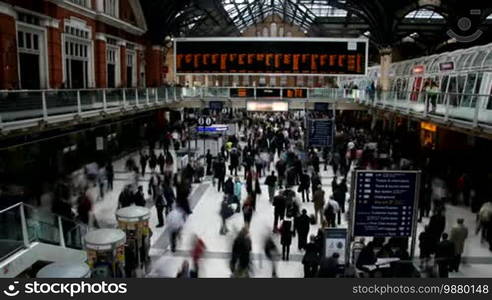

{"left": 116, "top": 206, "right": 152, "bottom": 277}
{"left": 84, "top": 229, "right": 126, "bottom": 278}
{"left": 36, "top": 262, "right": 91, "bottom": 278}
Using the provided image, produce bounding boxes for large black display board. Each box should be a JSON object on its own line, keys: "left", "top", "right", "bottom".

{"left": 352, "top": 171, "right": 420, "bottom": 238}
{"left": 307, "top": 119, "right": 334, "bottom": 147}
{"left": 175, "top": 38, "right": 368, "bottom": 75}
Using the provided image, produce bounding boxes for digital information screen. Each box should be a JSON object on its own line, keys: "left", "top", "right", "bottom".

{"left": 175, "top": 38, "right": 368, "bottom": 76}
{"left": 229, "top": 88, "right": 307, "bottom": 98}
{"left": 307, "top": 119, "right": 334, "bottom": 147}
{"left": 314, "top": 102, "right": 331, "bottom": 112}
{"left": 246, "top": 101, "right": 288, "bottom": 112}
{"left": 209, "top": 101, "right": 224, "bottom": 110}
{"left": 352, "top": 171, "right": 420, "bottom": 238}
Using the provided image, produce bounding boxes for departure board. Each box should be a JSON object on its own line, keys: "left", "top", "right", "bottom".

{"left": 352, "top": 171, "right": 420, "bottom": 238}
{"left": 229, "top": 88, "right": 307, "bottom": 98}
{"left": 175, "top": 38, "right": 368, "bottom": 76}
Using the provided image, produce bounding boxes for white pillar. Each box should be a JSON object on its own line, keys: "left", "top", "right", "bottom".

{"left": 379, "top": 47, "right": 393, "bottom": 92}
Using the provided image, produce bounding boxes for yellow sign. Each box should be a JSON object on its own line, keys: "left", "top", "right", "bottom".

{"left": 421, "top": 122, "right": 437, "bottom": 132}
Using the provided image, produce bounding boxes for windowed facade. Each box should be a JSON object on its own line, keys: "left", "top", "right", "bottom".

{"left": 126, "top": 50, "right": 137, "bottom": 88}
{"left": 106, "top": 38, "right": 120, "bottom": 88}
{"left": 63, "top": 20, "right": 92, "bottom": 88}
{"left": 17, "top": 21, "right": 48, "bottom": 89}
{"left": 104, "top": 0, "right": 119, "bottom": 17}
{"left": 67, "top": 0, "right": 90, "bottom": 8}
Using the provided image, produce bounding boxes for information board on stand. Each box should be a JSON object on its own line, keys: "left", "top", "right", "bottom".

{"left": 352, "top": 170, "right": 420, "bottom": 238}
{"left": 307, "top": 119, "right": 334, "bottom": 147}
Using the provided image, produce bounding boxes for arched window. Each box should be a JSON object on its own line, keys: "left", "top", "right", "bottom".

{"left": 262, "top": 27, "right": 269, "bottom": 37}
{"left": 270, "top": 22, "right": 277, "bottom": 37}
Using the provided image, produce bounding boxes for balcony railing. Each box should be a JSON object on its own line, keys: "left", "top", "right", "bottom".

{"left": 0, "top": 87, "right": 491, "bottom": 132}
{"left": 351, "top": 89, "right": 492, "bottom": 128}
{"left": 0, "top": 202, "right": 87, "bottom": 262}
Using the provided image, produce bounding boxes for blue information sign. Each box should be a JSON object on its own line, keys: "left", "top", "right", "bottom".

{"left": 353, "top": 171, "right": 419, "bottom": 237}
{"left": 307, "top": 119, "right": 334, "bottom": 147}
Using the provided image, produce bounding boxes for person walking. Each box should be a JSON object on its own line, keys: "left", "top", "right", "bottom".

{"left": 163, "top": 179, "right": 175, "bottom": 216}
{"left": 155, "top": 192, "right": 165, "bottom": 228}
{"left": 299, "top": 170, "right": 311, "bottom": 202}
{"left": 230, "top": 227, "right": 252, "bottom": 278}
{"left": 265, "top": 171, "right": 277, "bottom": 203}
{"left": 224, "top": 176, "right": 234, "bottom": 196}
{"left": 449, "top": 218, "right": 468, "bottom": 272}
{"left": 280, "top": 217, "right": 294, "bottom": 261}
{"left": 167, "top": 208, "right": 186, "bottom": 253}
{"left": 106, "top": 162, "right": 114, "bottom": 192}
{"left": 324, "top": 196, "right": 340, "bottom": 228}
{"left": 242, "top": 196, "right": 254, "bottom": 226}
{"left": 273, "top": 193, "right": 286, "bottom": 232}
{"left": 333, "top": 179, "right": 347, "bottom": 225}
{"left": 264, "top": 235, "right": 279, "bottom": 277}
{"left": 313, "top": 186, "right": 325, "bottom": 225}
{"left": 429, "top": 210, "right": 446, "bottom": 252}
{"left": 134, "top": 186, "right": 146, "bottom": 207}
{"left": 276, "top": 159, "right": 286, "bottom": 189}
{"left": 435, "top": 233, "right": 455, "bottom": 278}
{"left": 419, "top": 225, "right": 433, "bottom": 269}
{"left": 302, "top": 235, "right": 320, "bottom": 277}
{"left": 216, "top": 158, "right": 226, "bottom": 192}
{"left": 296, "top": 209, "right": 311, "bottom": 250}
{"left": 157, "top": 152, "right": 165, "bottom": 175}
{"left": 139, "top": 151, "right": 148, "bottom": 177}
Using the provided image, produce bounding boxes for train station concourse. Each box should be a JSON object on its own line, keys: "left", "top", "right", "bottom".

{"left": 1, "top": 0, "right": 492, "bottom": 280}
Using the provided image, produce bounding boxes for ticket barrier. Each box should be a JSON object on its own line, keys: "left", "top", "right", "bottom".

{"left": 116, "top": 206, "right": 152, "bottom": 277}
{"left": 84, "top": 229, "right": 126, "bottom": 278}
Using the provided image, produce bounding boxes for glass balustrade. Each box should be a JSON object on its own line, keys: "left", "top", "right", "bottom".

{"left": 0, "top": 87, "right": 491, "bottom": 130}
{"left": 0, "top": 203, "right": 88, "bottom": 262}
{"left": 0, "top": 204, "right": 25, "bottom": 261}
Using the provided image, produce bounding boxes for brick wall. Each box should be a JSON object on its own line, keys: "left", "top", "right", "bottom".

{"left": 0, "top": 13, "right": 18, "bottom": 89}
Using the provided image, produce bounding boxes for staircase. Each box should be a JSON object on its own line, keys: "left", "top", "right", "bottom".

{"left": 0, "top": 203, "right": 88, "bottom": 278}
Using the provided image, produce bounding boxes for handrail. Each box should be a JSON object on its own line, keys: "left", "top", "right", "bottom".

{"left": 0, "top": 202, "right": 88, "bottom": 262}
{"left": 0, "top": 202, "right": 23, "bottom": 214}
{"left": 0, "top": 86, "right": 491, "bottom": 133}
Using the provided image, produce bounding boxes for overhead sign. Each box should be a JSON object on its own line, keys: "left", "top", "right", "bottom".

{"left": 230, "top": 88, "right": 255, "bottom": 98}
{"left": 421, "top": 121, "right": 437, "bottom": 132}
{"left": 314, "top": 102, "right": 331, "bottom": 112}
{"left": 325, "top": 228, "right": 348, "bottom": 265}
{"left": 283, "top": 88, "right": 307, "bottom": 98}
{"left": 209, "top": 101, "right": 224, "bottom": 110}
{"left": 229, "top": 88, "right": 307, "bottom": 98}
{"left": 175, "top": 37, "right": 368, "bottom": 76}
{"left": 246, "top": 101, "right": 289, "bottom": 112}
{"left": 412, "top": 65, "right": 425, "bottom": 75}
{"left": 196, "top": 124, "right": 228, "bottom": 133}
{"left": 353, "top": 170, "right": 420, "bottom": 238}
{"left": 307, "top": 119, "right": 334, "bottom": 147}
{"left": 439, "top": 62, "right": 454, "bottom": 71}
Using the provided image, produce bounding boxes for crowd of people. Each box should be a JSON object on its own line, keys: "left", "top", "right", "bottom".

{"left": 17, "top": 108, "right": 492, "bottom": 279}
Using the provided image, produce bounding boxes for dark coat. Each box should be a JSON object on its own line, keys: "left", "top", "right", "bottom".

{"left": 302, "top": 242, "right": 320, "bottom": 265}
{"left": 296, "top": 214, "right": 311, "bottom": 234}
{"left": 273, "top": 194, "right": 286, "bottom": 216}
{"left": 280, "top": 220, "right": 293, "bottom": 246}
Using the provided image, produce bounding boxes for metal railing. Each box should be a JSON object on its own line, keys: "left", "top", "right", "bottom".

{"left": 0, "top": 86, "right": 491, "bottom": 132}
{"left": 0, "top": 202, "right": 88, "bottom": 262}
{"left": 350, "top": 88, "right": 492, "bottom": 127}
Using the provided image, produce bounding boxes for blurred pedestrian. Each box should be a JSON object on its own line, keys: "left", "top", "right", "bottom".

{"left": 449, "top": 218, "right": 468, "bottom": 272}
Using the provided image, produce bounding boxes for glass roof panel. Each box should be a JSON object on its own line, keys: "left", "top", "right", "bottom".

{"left": 404, "top": 9, "right": 444, "bottom": 20}
{"left": 222, "top": 0, "right": 324, "bottom": 32}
